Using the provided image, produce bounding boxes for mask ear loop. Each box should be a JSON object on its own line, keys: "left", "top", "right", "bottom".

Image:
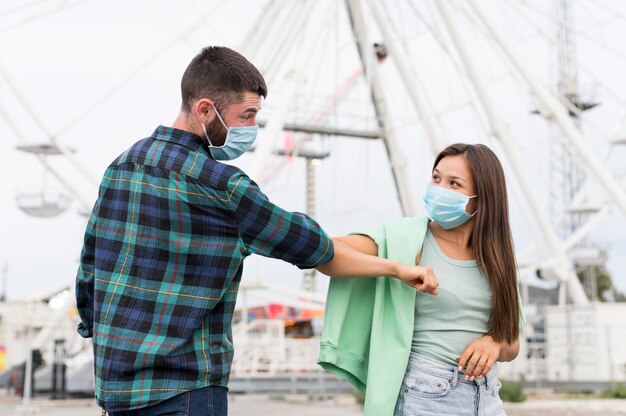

{"left": 468, "top": 194, "right": 478, "bottom": 216}
{"left": 201, "top": 102, "right": 229, "bottom": 148}
{"left": 211, "top": 103, "right": 229, "bottom": 130}
{"left": 207, "top": 103, "right": 231, "bottom": 149}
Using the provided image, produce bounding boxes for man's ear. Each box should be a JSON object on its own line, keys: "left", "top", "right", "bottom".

{"left": 194, "top": 98, "right": 214, "bottom": 121}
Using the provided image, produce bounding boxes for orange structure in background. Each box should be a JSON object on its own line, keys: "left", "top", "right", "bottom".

{"left": 0, "top": 345, "right": 5, "bottom": 371}
{"left": 241, "top": 303, "right": 325, "bottom": 338}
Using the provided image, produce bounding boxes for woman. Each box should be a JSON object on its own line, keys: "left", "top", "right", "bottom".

{"left": 316, "top": 143, "right": 522, "bottom": 416}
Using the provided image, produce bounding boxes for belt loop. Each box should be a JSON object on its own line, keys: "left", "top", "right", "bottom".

{"left": 452, "top": 365, "right": 458, "bottom": 388}
{"left": 486, "top": 369, "right": 496, "bottom": 390}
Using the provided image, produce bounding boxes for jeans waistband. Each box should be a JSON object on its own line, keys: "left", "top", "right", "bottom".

{"left": 407, "top": 352, "right": 499, "bottom": 388}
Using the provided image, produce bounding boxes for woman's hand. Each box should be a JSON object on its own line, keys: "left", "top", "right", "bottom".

{"left": 456, "top": 335, "right": 502, "bottom": 381}
{"left": 457, "top": 335, "right": 521, "bottom": 380}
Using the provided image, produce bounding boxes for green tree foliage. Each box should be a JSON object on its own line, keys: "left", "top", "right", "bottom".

{"left": 601, "top": 383, "right": 626, "bottom": 399}
{"left": 499, "top": 380, "right": 526, "bottom": 402}
{"left": 577, "top": 266, "right": 626, "bottom": 302}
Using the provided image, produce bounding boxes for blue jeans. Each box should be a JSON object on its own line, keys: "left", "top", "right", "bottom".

{"left": 394, "top": 353, "right": 506, "bottom": 416}
{"left": 108, "top": 386, "right": 228, "bottom": 416}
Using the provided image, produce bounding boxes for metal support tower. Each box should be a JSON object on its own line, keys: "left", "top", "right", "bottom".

{"left": 294, "top": 142, "right": 329, "bottom": 293}
{"left": 553, "top": 0, "right": 604, "bottom": 301}
{"left": 551, "top": 0, "right": 585, "bottom": 237}
{"left": 303, "top": 156, "right": 318, "bottom": 292}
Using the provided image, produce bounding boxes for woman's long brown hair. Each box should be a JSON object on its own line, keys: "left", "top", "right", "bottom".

{"left": 433, "top": 143, "right": 520, "bottom": 344}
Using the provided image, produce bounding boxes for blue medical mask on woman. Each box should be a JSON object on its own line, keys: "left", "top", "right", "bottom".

{"left": 202, "top": 104, "right": 258, "bottom": 160}
{"left": 423, "top": 184, "right": 477, "bottom": 230}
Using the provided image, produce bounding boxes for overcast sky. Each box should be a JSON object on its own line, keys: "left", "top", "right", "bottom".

{"left": 1, "top": 0, "right": 625, "bottom": 302}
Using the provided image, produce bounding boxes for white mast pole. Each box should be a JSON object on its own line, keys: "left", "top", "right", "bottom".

{"left": 249, "top": 0, "right": 329, "bottom": 183}
{"left": 345, "top": 0, "right": 415, "bottom": 216}
{"left": 21, "top": 307, "right": 34, "bottom": 412}
{"left": 239, "top": 0, "right": 281, "bottom": 61}
{"left": 260, "top": 1, "right": 316, "bottom": 83}
{"left": 367, "top": 0, "right": 447, "bottom": 156}
{"left": 436, "top": 1, "right": 588, "bottom": 305}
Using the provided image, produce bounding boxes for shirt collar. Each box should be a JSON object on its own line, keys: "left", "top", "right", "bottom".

{"left": 152, "top": 125, "right": 210, "bottom": 156}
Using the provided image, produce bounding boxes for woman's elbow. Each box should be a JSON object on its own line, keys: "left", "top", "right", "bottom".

{"left": 502, "top": 339, "right": 520, "bottom": 362}
{"left": 316, "top": 260, "right": 334, "bottom": 276}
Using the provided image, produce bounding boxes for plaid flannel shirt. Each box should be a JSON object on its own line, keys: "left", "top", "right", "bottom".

{"left": 75, "top": 126, "right": 334, "bottom": 412}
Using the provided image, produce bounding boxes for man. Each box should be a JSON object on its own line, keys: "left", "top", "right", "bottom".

{"left": 76, "top": 46, "right": 436, "bottom": 416}
{"left": 75, "top": 46, "right": 336, "bottom": 415}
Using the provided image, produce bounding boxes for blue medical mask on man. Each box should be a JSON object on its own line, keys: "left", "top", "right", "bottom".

{"left": 201, "top": 103, "right": 258, "bottom": 160}
{"left": 423, "top": 184, "right": 477, "bottom": 230}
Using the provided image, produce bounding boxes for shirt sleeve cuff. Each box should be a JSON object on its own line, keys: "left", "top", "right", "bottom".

{"left": 296, "top": 241, "right": 335, "bottom": 269}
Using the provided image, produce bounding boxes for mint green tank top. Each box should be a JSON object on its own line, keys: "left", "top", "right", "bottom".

{"left": 412, "top": 229, "right": 492, "bottom": 366}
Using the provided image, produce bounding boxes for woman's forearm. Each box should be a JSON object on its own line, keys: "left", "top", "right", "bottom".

{"left": 317, "top": 239, "right": 400, "bottom": 278}
{"left": 317, "top": 237, "right": 439, "bottom": 294}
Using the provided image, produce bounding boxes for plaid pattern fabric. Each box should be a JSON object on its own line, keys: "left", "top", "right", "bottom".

{"left": 75, "top": 126, "right": 334, "bottom": 412}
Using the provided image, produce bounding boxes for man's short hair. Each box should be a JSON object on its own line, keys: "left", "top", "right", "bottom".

{"left": 180, "top": 46, "right": 267, "bottom": 113}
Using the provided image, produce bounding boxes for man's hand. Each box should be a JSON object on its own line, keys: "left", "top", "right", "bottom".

{"left": 396, "top": 264, "right": 439, "bottom": 295}
{"left": 456, "top": 335, "right": 501, "bottom": 381}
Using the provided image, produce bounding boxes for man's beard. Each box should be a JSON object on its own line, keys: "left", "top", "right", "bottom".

{"left": 203, "top": 116, "right": 228, "bottom": 147}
